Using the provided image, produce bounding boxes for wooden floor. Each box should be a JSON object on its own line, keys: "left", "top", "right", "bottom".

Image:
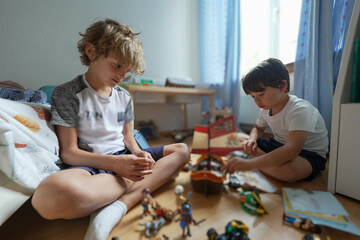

{"left": 1, "top": 136, "right": 360, "bottom": 240}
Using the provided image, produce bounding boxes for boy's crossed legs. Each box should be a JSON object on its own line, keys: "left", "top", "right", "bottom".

{"left": 32, "top": 143, "right": 189, "bottom": 239}
{"left": 253, "top": 148, "right": 313, "bottom": 183}
{"left": 252, "top": 137, "right": 323, "bottom": 182}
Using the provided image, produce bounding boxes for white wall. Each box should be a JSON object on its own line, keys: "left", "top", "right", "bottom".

{"left": 0, "top": 0, "right": 201, "bottom": 132}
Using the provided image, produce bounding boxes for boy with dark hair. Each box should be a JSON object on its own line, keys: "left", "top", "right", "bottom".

{"left": 31, "top": 19, "right": 189, "bottom": 240}
{"left": 224, "top": 58, "right": 328, "bottom": 182}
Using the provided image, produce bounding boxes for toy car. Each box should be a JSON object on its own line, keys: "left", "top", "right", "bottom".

{"left": 207, "top": 219, "right": 250, "bottom": 240}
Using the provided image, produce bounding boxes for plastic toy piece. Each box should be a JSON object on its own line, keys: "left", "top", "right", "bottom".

{"left": 152, "top": 201, "right": 176, "bottom": 222}
{"left": 177, "top": 201, "right": 197, "bottom": 237}
{"left": 175, "top": 192, "right": 204, "bottom": 237}
{"left": 191, "top": 116, "right": 243, "bottom": 156}
{"left": 190, "top": 154, "right": 226, "bottom": 195}
{"left": 303, "top": 233, "right": 322, "bottom": 240}
{"left": 174, "top": 185, "right": 184, "bottom": 196}
{"left": 190, "top": 115, "right": 245, "bottom": 195}
{"left": 239, "top": 188, "right": 268, "bottom": 216}
{"left": 140, "top": 188, "right": 153, "bottom": 218}
{"left": 207, "top": 219, "right": 250, "bottom": 240}
{"left": 138, "top": 201, "right": 176, "bottom": 237}
{"left": 283, "top": 213, "right": 322, "bottom": 233}
{"left": 138, "top": 217, "right": 167, "bottom": 238}
{"left": 228, "top": 175, "right": 242, "bottom": 188}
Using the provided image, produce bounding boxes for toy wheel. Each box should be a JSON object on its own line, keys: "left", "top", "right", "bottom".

{"left": 207, "top": 228, "right": 218, "bottom": 239}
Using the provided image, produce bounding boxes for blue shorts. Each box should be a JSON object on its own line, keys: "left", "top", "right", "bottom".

{"left": 257, "top": 137, "right": 326, "bottom": 181}
{"left": 61, "top": 146, "right": 164, "bottom": 175}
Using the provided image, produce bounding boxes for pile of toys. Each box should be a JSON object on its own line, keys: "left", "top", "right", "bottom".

{"left": 137, "top": 186, "right": 206, "bottom": 238}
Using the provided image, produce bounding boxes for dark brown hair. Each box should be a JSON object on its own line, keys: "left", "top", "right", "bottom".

{"left": 242, "top": 58, "right": 290, "bottom": 94}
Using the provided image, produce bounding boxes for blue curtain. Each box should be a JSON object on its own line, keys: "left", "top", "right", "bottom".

{"left": 199, "top": 0, "right": 240, "bottom": 123}
{"left": 294, "top": 0, "right": 354, "bottom": 137}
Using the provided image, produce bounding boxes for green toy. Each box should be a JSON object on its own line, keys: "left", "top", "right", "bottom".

{"left": 239, "top": 187, "right": 268, "bottom": 215}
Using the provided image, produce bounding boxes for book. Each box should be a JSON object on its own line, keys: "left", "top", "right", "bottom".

{"left": 282, "top": 187, "right": 360, "bottom": 236}
{"left": 350, "top": 39, "right": 360, "bottom": 102}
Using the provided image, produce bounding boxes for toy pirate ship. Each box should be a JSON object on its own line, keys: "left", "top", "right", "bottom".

{"left": 190, "top": 115, "right": 243, "bottom": 195}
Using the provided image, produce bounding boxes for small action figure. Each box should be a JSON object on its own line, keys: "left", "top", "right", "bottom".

{"left": 175, "top": 191, "right": 206, "bottom": 237}
{"left": 239, "top": 187, "right": 268, "bottom": 216}
{"left": 283, "top": 213, "right": 322, "bottom": 233}
{"left": 152, "top": 201, "right": 175, "bottom": 221}
{"left": 141, "top": 188, "right": 153, "bottom": 218}
{"left": 174, "top": 184, "right": 187, "bottom": 206}
{"left": 138, "top": 201, "right": 176, "bottom": 237}
{"left": 177, "top": 201, "right": 198, "bottom": 237}
{"left": 138, "top": 218, "right": 167, "bottom": 238}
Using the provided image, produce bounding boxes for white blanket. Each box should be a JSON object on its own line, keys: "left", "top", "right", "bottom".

{"left": 0, "top": 99, "right": 60, "bottom": 191}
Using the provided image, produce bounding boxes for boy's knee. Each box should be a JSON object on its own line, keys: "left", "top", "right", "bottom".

{"left": 32, "top": 174, "right": 92, "bottom": 219}
{"left": 175, "top": 143, "right": 190, "bottom": 163}
{"left": 280, "top": 174, "right": 298, "bottom": 183}
{"left": 279, "top": 165, "right": 308, "bottom": 183}
{"left": 261, "top": 165, "right": 300, "bottom": 183}
{"left": 32, "top": 175, "right": 61, "bottom": 219}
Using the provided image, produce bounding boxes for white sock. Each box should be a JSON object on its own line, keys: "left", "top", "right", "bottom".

{"left": 84, "top": 200, "right": 127, "bottom": 240}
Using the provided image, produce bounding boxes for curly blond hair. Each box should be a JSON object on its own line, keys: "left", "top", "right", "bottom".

{"left": 77, "top": 19, "right": 145, "bottom": 74}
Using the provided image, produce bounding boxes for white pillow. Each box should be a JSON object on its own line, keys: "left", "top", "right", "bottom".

{"left": 0, "top": 99, "right": 60, "bottom": 191}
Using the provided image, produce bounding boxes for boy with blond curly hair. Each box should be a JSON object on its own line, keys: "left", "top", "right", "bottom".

{"left": 32, "top": 19, "right": 189, "bottom": 240}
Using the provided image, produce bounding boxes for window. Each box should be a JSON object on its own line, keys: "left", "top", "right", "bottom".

{"left": 240, "top": 0, "right": 302, "bottom": 76}
{"left": 238, "top": 0, "right": 301, "bottom": 125}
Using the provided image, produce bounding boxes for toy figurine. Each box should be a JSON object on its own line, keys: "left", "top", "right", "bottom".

{"left": 283, "top": 213, "right": 322, "bottom": 233}
{"left": 138, "top": 220, "right": 154, "bottom": 238}
{"left": 152, "top": 201, "right": 175, "bottom": 221}
{"left": 174, "top": 184, "right": 184, "bottom": 195}
{"left": 175, "top": 191, "right": 206, "bottom": 237}
{"left": 138, "top": 217, "right": 167, "bottom": 238}
{"left": 239, "top": 187, "right": 268, "bottom": 216}
{"left": 177, "top": 201, "right": 198, "bottom": 237}
{"left": 174, "top": 184, "right": 187, "bottom": 206}
{"left": 207, "top": 219, "right": 250, "bottom": 240}
{"left": 138, "top": 201, "right": 176, "bottom": 237}
{"left": 141, "top": 188, "right": 153, "bottom": 218}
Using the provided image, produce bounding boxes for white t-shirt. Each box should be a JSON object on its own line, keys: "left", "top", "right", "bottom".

{"left": 50, "top": 75, "right": 134, "bottom": 155}
{"left": 256, "top": 95, "right": 328, "bottom": 158}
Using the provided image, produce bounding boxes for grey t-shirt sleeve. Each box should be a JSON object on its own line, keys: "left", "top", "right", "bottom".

{"left": 50, "top": 85, "right": 79, "bottom": 128}
{"left": 124, "top": 98, "right": 134, "bottom": 123}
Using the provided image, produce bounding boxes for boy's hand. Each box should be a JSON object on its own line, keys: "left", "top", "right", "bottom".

{"left": 223, "top": 157, "right": 253, "bottom": 174}
{"left": 115, "top": 154, "right": 155, "bottom": 181}
{"left": 132, "top": 150, "right": 155, "bottom": 168}
{"left": 242, "top": 139, "right": 258, "bottom": 155}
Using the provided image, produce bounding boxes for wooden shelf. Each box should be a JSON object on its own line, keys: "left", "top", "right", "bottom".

{"left": 122, "top": 85, "right": 215, "bottom": 130}
{"left": 328, "top": 1, "right": 360, "bottom": 200}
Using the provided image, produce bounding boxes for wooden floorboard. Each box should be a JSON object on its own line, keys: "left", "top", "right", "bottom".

{"left": 0, "top": 136, "right": 359, "bottom": 240}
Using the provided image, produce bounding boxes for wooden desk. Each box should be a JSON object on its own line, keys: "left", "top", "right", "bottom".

{"left": 122, "top": 85, "right": 215, "bottom": 130}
